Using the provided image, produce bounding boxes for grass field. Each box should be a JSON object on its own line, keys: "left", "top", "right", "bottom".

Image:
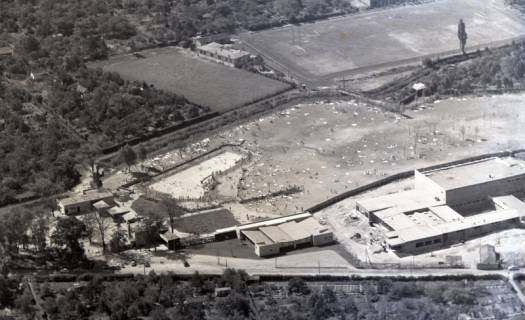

{"left": 175, "top": 209, "right": 239, "bottom": 235}
{"left": 241, "top": 0, "right": 525, "bottom": 81}
{"left": 91, "top": 47, "right": 291, "bottom": 112}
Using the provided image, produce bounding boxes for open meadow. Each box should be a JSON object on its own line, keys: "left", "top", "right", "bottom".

{"left": 241, "top": 0, "right": 525, "bottom": 82}
{"left": 91, "top": 47, "right": 291, "bottom": 112}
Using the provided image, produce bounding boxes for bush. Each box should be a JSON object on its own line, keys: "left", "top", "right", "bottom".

{"left": 288, "top": 277, "right": 310, "bottom": 295}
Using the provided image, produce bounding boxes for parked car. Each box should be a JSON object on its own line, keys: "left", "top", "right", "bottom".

{"left": 508, "top": 265, "right": 520, "bottom": 271}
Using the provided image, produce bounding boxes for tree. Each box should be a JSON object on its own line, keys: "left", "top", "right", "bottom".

{"left": 94, "top": 212, "right": 111, "bottom": 253}
{"left": 30, "top": 214, "right": 49, "bottom": 253}
{"left": 161, "top": 196, "right": 185, "bottom": 232}
{"left": 216, "top": 293, "right": 251, "bottom": 318}
{"left": 222, "top": 268, "right": 249, "bottom": 293}
{"left": 120, "top": 145, "right": 137, "bottom": 172}
{"left": 288, "top": 277, "right": 310, "bottom": 295}
{"left": 3, "top": 208, "right": 32, "bottom": 253}
{"left": 138, "top": 145, "right": 148, "bottom": 163}
{"left": 51, "top": 217, "right": 86, "bottom": 261}
{"left": 458, "top": 19, "right": 468, "bottom": 55}
{"left": 0, "top": 244, "right": 11, "bottom": 276}
{"left": 15, "top": 286, "right": 35, "bottom": 317}
{"left": 110, "top": 228, "right": 127, "bottom": 253}
{"left": 79, "top": 214, "right": 96, "bottom": 245}
{"left": 0, "top": 276, "right": 15, "bottom": 308}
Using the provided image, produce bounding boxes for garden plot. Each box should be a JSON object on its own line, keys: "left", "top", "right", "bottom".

{"left": 149, "top": 151, "right": 245, "bottom": 199}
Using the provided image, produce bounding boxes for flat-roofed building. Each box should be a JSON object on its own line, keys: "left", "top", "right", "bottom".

{"left": 0, "top": 46, "right": 12, "bottom": 57}
{"left": 160, "top": 231, "right": 181, "bottom": 251}
{"left": 415, "top": 157, "right": 525, "bottom": 211}
{"left": 197, "top": 42, "right": 251, "bottom": 68}
{"left": 242, "top": 230, "right": 280, "bottom": 256}
{"left": 230, "top": 213, "right": 333, "bottom": 257}
{"left": 357, "top": 157, "right": 525, "bottom": 254}
{"left": 58, "top": 190, "right": 114, "bottom": 215}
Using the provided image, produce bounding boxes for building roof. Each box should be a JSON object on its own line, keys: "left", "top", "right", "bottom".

{"left": 492, "top": 195, "right": 525, "bottom": 211}
{"left": 387, "top": 204, "right": 525, "bottom": 247}
{"left": 160, "top": 231, "right": 179, "bottom": 242}
{"left": 59, "top": 191, "right": 113, "bottom": 207}
{"left": 0, "top": 46, "right": 12, "bottom": 55}
{"left": 215, "top": 212, "right": 312, "bottom": 235}
{"left": 480, "top": 244, "right": 498, "bottom": 264}
{"left": 421, "top": 157, "right": 525, "bottom": 190}
{"left": 356, "top": 189, "right": 443, "bottom": 216}
{"left": 108, "top": 206, "right": 130, "bottom": 216}
{"left": 199, "top": 42, "right": 250, "bottom": 60}
{"left": 242, "top": 230, "right": 274, "bottom": 245}
{"left": 123, "top": 210, "right": 139, "bottom": 222}
{"left": 428, "top": 205, "right": 464, "bottom": 223}
{"left": 278, "top": 218, "right": 330, "bottom": 241}
{"left": 412, "top": 82, "right": 426, "bottom": 91}
{"left": 260, "top": 226, "right": 292, "bottom": 243}
{"left": 93, "top": 200, "right": 111, "bottom": 210}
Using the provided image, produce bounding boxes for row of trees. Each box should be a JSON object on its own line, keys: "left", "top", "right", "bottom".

{"left": 389, "top": 42, "right": 525, "bottom": 103}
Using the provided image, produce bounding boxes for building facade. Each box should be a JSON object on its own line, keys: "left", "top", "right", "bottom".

{"left": 357, "top": 157, "right": 525, "bottom": 254}
{"left": 57, "top": 190, "right": 114, "bottom": 215}
{"left": 197, "top": 42, "right": 251, "bottom": 68}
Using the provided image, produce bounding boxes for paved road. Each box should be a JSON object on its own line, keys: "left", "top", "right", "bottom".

{"left": 509, "top": 272, "right": 525, "bottom": 306}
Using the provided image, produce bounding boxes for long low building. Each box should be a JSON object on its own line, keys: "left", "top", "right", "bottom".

{"left": 58, "top": 190, "right": 114, "bottom": 215}
{"left": 356, "top": 157, "right": 525, "bottom": 253}
{"left": 197, "top": 42, "right": 251, "bottom": 68}
{"left": 215, "top": 213, "right": 334, "bottom": 257}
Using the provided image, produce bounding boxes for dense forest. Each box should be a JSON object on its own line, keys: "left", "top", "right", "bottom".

{"left": 0, "top": 0, "right": 355, "bottom": 202}
{"left": 0, "top": 0, "right": 356, "bottom": 54}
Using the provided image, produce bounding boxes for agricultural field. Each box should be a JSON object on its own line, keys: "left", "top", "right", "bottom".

{"left": 240, "top": 0, "right": 525, "bottom": 83}
{"left": 91, "top": 47, "right": 291, "bottom": 113}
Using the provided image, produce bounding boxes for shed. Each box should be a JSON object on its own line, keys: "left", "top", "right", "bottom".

{"left": 214, "top": 287, "right": 231, "bottom": 297}
{"left": 160, "top": 231, "right": 180, "bottom": 250}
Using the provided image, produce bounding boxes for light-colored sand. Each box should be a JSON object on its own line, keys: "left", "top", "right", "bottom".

{"left": 149, "top": 151, "right": 244, "bottom": 199}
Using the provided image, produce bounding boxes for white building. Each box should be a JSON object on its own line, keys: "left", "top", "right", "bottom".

{"left": 357, "top": 157, "right": 525, "bottom": 253}
{"left": 197, "top": 42, "right": 251, "bottom": 68}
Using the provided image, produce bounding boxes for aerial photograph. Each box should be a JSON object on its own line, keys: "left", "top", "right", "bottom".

{"left": 2, "top": 0, "right": 525, "bottom": 319}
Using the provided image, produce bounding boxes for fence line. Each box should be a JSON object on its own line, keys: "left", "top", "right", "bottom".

{"left": 306, "top": 149, "right": 525, "bottom": 213}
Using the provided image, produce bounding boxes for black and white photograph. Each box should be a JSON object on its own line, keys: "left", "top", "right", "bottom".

{"left": 1, "top": 0, "right": 525, "bottom": 319}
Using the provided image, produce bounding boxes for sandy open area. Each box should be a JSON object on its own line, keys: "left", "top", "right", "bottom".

{"left": 206, "top": 93, "right": 525, "bottom": 216}
{"left": 149, "top": 151, "right": 244, "bottom": 199}
{"left": 108, "top": 93, "right": 525, "bottom": 230}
